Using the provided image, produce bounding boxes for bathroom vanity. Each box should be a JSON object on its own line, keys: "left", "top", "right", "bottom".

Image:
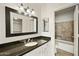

{"left": 0, "top": 36, "right": 51, "bottom": 56}
{"left": 2, "top": 6, "right": 52, "bottom": 56}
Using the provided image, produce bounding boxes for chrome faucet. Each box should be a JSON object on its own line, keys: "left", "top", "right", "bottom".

{"left": 23, "top": 38, "right": 30, "bottom": 44}
{"left": 23, "top": 40, "right": 26, "bottom": 44}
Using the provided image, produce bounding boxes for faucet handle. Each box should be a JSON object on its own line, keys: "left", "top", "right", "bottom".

{"left": 24, "top": 40, "right": 26, "bottom": 44}
{"left": 28, "top": 38, "right": 30, "bottom": 42}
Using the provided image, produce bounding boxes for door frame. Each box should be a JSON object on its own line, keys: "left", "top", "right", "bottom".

{"left": 54, "top": 4, "right": 78, "bottom": 56}
{"left": 74, "top": 4, "right": 78, "bottom": 56}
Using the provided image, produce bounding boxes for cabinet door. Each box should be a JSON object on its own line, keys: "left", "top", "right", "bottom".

{"left": 42, "top": 41, "right": 52, "bottom": 56}
{"left": 23, "top": 46, "right": 43, "bottom": 56}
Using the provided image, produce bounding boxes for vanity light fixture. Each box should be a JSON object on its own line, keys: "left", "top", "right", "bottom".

{"left": 18, "top": 3, "right": 35, "bottom": 16}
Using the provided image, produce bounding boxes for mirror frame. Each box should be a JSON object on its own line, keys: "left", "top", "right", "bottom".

{"left": 5, "top": 7, "right": 38, "bottom": 37}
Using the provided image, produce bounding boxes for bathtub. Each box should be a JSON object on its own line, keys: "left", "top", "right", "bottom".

{"left": 55, "top": 39, "right": 74, "bottom": 53}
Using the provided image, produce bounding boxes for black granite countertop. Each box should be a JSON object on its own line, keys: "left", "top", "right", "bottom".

{"left": 0, "top": 36, "right": 51, "bottom": 56}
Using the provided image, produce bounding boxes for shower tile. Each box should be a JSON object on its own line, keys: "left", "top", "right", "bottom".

{"left": 55, "top": 48, "right": 74, "bottom": 56}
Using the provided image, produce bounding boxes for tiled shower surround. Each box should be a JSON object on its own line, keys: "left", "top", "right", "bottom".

{"left": 55, "top": 21, "right": 74, "bottom": 42}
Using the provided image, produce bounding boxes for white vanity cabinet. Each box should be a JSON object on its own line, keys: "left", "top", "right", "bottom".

{"left": 42, "top": 41, "right": 52, "bottom": 56}
{"left": 23, "top": 41, "right": 52, "bottom": 56}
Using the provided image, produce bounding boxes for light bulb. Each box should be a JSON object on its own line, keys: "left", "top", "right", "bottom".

{"left": 18, "top": 9, "right": 22, "bottom": 14}
{"left": 32, "top": 11, "right": 35, "bottom": 14}
{"left": 31, "top": 9, "right": 35, "bottom": 15}
{"left": 27, "top": 9, "right": 31, "bottom": 13}
{"left": 19, "top": 6, "right": 25, "bottom": 12}
{"left": 24, "top": 12, "right": 28, "bottom": 15}
{"left": 29, "top": 14, "right": 32, "bottom": 16}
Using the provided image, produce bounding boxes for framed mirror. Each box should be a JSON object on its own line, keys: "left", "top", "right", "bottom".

{"left": 43, "top": 18, "right": 49, "bottom": 32}
{"left": 5, "top": 7, "right": 38, "bottom": 37}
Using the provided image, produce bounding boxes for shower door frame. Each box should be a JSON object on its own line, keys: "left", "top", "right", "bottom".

{"left": 74, "top": 4, "right": 79, "bottom": 56}
{"left": 54, "top": 4, "right": 78, "bottom": 56}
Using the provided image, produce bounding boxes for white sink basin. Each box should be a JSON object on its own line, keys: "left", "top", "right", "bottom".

{"left": 25, "top": 42, "right": 38, "bottom": 47}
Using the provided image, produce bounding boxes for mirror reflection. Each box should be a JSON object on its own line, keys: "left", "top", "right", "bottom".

{"left": 10, "top": 12, "right": 36, "bottom": 34}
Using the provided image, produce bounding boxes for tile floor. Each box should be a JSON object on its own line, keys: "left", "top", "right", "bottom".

{"left": 55, "top": 48, "right": 74, "bottom": 56}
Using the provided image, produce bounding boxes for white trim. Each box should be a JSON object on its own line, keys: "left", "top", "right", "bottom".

{"left": 56, "top": 39, "right": 74, "bottom": 45}
{"left": 74, "top": 5, "right": 79, "bottom": 56}
{"left": 55, "top": 19, "right": 73, "bottom": 23}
